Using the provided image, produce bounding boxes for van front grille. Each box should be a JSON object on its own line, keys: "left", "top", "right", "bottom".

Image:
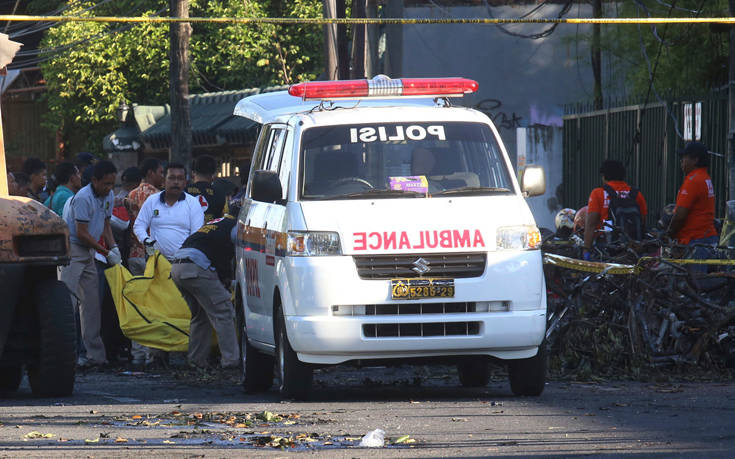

{"left": 353, "top": 253, "right": 486, "bottom": 279}
{"left": 335, "top": 302, "right": 478, "bottom": 316}
{"left": 362, "top": 321, "right": 481, "bottom": 338}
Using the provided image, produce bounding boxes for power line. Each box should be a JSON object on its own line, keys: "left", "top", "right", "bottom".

{"left": 2, "top": 15, "right": 735, "bottom": 25}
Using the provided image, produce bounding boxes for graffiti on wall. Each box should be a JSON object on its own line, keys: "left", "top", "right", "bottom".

{"left": 474, "top": 99, "right": 523, "bottom": 130}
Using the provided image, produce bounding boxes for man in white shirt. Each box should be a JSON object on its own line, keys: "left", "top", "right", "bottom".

{"left": 133, "top": 163, "right": 204, "bottom": 261}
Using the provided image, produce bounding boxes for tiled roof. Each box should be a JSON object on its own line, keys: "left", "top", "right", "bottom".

{"left": 138, "top": 86, "right": 287, "bottom": 150}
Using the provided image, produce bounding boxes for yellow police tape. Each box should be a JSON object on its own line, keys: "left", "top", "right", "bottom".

{"left": 543, "top": 253, "right": 735, "bottom": 276}
{"left": 1, "top": 15, "right": 735, "bottom": 25}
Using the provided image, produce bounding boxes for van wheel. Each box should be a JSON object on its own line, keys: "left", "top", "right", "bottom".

{"left": 508, "top": 342, "right": 546, "bottom": 396}
{"left": 0, "top": 366, "right": 23, "bottom": 393}
{"left": 456, "top": 357, "right": 491, "bottom": 387}
{"left": 238, "top": 296, "right": 274, "bottom": 393}
{"left": 275, "top": 305, "right": 312, "bottom": 400}
{"left": 28, "top": 279, "right": 76, "bottom": 397}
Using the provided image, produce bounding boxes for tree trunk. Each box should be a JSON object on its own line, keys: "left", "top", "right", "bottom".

{"left": 169, "top": 0, "right": 192, "bottom": 168}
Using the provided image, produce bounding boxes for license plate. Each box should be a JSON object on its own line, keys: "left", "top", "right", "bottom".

{"left": 391, "top": 278, "right": 455, "bottom": 300}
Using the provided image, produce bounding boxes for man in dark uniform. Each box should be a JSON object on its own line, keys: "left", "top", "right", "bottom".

{"left": 187, "top": 155, "right": 228, "bottom": 222}
{"left": 170, "top": 209, "right": 239, "bottom": 370}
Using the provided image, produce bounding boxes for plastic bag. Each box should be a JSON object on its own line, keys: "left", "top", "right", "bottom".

{"left": 359, "top": 429, "right": 385, "bottom": 448}
{"left": 105, "top": 252, "right": 191, "bottom": 351}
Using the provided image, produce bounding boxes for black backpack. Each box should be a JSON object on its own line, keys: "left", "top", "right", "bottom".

{"left": 603, "top": 184, "right": 643, "bottom": 241}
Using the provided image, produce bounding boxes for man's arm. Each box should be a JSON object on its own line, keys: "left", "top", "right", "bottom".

{"left": 133, "top": 197, "right": 153, "bottom": 243}
{"left": 102, "top": 218, "right": 116, "bottom": 249}
{"left": 668, "top": 206, "right": 689, "bottom": 239}
{"left": 76, "top": 221, "right": 109, "bottom": 255}
{"left": 584, "top": 211, "right": 601, "bottom": 250}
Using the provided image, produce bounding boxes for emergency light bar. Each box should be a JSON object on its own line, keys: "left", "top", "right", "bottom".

{"left": 288, "top": 76, "right": 478, "bottom": 100}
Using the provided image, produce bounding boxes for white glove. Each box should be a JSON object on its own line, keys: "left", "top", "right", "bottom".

{"left": 107, "top": 246, "right": 122, "bottom": 265}
{"left": 144, "top": 237, "right": 157, "bottom": 257}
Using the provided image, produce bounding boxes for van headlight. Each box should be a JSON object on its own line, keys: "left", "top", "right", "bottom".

{"left": 287, "top": 231, "right": 342, "bottom": 256}
{"left": 496, "top": 225, "right": 541, "bottom": 250}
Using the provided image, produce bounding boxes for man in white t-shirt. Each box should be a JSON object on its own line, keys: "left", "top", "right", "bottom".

{"left": 133, "top": 163, "right": 204, "bottom": 261}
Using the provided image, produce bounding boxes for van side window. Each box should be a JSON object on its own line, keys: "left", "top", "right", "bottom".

{"left": 264, "top": 128, "right": 286, "bottom": 172}
{"left": 251, "top": 125, "right": 272, "bottom": 172}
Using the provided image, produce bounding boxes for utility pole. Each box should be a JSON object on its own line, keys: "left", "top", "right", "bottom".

{"left": 350, "top": 0, "right": 366, "bottom": 79}
{"left": 592, "top": 0, "right": 603, "bottom": 110}
{"left": 336, "top": 0, "right": 349, "bottom": 80}
{"left": 729, "top": 0, "right": 735, "bottom": 201}
{"left": 169, "top": 0, "right": 192, "bottom": 168}
{"left": 323, "top": 0, "right": 338, "bottom": 79}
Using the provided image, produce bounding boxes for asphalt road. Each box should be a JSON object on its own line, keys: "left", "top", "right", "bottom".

{"left": 1, "top": 362, "right": 734, "bottom": 458}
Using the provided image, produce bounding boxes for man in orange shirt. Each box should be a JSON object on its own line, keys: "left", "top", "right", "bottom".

{"left": 583, "top": 160, "right": 647, "bottom": 260}
{"left": 668, "top": 141, "right": 717, "bottom": 252}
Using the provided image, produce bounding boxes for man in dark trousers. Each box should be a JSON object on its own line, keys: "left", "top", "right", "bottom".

{"left": 187, "top": 154, "right": 228, "bottom": 222}
{"left": 170, "top": 209, "right": 239, "bottom": 371}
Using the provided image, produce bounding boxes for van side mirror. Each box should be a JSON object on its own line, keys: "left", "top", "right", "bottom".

{"left": 251, "top": 170, "right": 283, "bottom": 204}
{"left": 520, "top": 165, "right": 546, "bottom": 197}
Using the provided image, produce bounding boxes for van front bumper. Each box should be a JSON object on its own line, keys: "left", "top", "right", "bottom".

{"left": 285, "top": 309, "right": 546, "bottom": 364}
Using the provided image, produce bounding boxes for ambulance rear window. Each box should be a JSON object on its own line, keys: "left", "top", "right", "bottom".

{"left": 299, "top": 122, "right": 513, "bottom": 200}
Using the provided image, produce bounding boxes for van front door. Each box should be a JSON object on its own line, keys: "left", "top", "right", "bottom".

{"left": 244, "top": 124, "right": 288, "bottom": 346}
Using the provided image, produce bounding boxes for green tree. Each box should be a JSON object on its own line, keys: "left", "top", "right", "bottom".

{"left": 39, "top": 0, "right": 323, "bottom": 153}
{"left": 602, "top": 0, "right": 730, "bottom": 99}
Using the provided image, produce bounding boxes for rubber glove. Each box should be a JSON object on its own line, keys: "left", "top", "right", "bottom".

{"left": 107, "top": 246, "right": 122, "bottom": 265}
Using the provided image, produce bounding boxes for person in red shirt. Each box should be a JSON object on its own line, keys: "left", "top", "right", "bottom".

{"left": 583, "top": 160, "right": 647, "bottom": 260}
{"left": 668, "top": 141, "right": 717, "bottom": 251}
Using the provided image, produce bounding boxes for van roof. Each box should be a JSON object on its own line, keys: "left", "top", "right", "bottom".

{"left": 233, "top": 90, "right": 437, "bottom": 125}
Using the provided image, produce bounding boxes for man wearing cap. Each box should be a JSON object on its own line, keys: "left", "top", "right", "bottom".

{"left": 668, "top": 141, "right": 717, "bottom": 252}
{"left": 583, "top": 159, "right": 647, "bottom": 260}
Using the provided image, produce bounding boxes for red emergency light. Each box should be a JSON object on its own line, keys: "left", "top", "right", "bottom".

{"left": 288, "top": 76, "right": 478, "bottom": 100}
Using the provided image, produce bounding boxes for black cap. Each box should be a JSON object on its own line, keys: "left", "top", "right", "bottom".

{"left": 679, "top": 141, "right": 708, "bottom": 158}
{"left": 121, "top": 166, "right": 142, "bottom": 183}
{"left": 76, "top": 151, "right": 96, "bottom": 164}
{"left": 678, "top": 141, "right": 709, "bottom": 166}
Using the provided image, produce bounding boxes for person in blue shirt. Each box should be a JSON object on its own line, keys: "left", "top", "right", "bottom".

{"left": 44, "top": 162, "right": 81, "bottom": 216}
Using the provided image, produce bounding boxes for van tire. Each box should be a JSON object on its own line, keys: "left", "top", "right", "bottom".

{"left": 238, "top": 296, "right": 274, "bottom": 393}
{"left": 0, "top": 366, "right": 23, "bottom": 393}
{"left": 508, "top": 342, "right": 546, "bottom": 397}
{"left": 457, "top": 358, "right": 491, "bottom": 387}
{"left": 27, "top": 279, "right": 76, "bottom": 397}
{"left": 275, "top": 305, "right": 312, "bottom": 400}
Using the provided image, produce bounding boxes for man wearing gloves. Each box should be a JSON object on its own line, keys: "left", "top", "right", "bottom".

{"left": 133, "top": 163, "right": 204, "bottom": 261}
{"left": 171, "top": 209, "right": 240, "bottom": 371}
{"left": 60, "top": 160, "right": 120, "bottom": 368}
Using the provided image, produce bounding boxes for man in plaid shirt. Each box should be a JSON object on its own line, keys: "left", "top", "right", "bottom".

{"left": 126, "top": 158, "right": 164, "bottom": 275}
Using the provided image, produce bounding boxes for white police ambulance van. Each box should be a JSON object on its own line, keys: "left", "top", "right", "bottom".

{"left": 234, "top": 76, "right": 547, "bottom": 399}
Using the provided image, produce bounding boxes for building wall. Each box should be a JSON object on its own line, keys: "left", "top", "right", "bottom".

{"left": 1, "top": 99, "right": 56, "bottom": 171}
{"left": 517, "top": 126, "right": 563, "bottom": 231}
{"left": 400, "top": 3, "right": 595, "bottom": 167}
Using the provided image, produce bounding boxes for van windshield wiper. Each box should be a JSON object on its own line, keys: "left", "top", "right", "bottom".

{"left": 334, "top": 189, "right": 425, "bottom": 199}
{"left": 432, "top": 186, "right": 512, "bottom": 196}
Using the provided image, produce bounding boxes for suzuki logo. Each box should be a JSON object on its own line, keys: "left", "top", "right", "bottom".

{"left": 412, "top": 257, "right": 430, "bottom": 275}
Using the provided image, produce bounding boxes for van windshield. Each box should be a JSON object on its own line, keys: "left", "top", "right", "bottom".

{"left": 300, "top": 122, "right": 514, "bottom": 200}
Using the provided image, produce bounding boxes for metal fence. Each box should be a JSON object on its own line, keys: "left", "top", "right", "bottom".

{"left": 563, "top": 93, "right": 729, "bottom": 227}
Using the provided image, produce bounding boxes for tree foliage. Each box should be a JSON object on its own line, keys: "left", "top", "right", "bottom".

{"left": 39, "top": 0, "right": 323, "bottom": 153}
{"left": 601, "top": 0, "right": 730, "bottom": 99}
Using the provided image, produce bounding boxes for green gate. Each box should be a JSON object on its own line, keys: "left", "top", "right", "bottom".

{"left": 563, "top": 94, "right": 729, "bottom": 228}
